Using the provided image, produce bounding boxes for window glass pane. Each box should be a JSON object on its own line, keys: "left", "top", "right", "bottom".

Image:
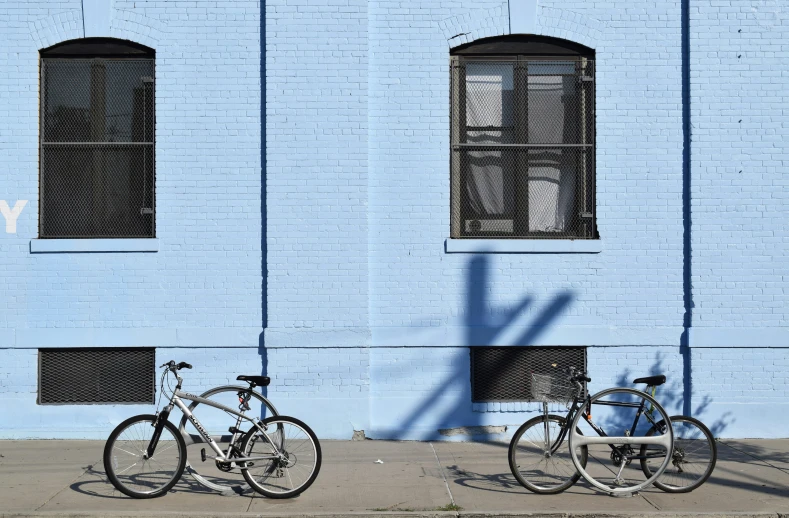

{"left": 44, "top": 61, "right": 92, "bottom": 142}
{"left": 105, "top": 60, "right": 154, "bottom": 142}
{"left": 527, "top": 62, "right": 579, "bottom": 144}
{"left": 527, "top": 62, "right": 579, "bottom": 233}
{"left": 465, "top": 63, "right": 515, "bottom": 219}
{"left": 528, "top": 148, "right": 576, "bottom": 232}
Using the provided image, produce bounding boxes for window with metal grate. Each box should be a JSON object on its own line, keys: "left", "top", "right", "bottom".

{"left": 39, "top": 38, "right": 155, "bottom": 238}
{"left": 450, "top": 36, "right": 597, "bottom": 239}
{"left": 38, "top": 348, "right": 155, "bottom": 404}
{"left": 470, "top": 346, "right": 586, "bottom": 402}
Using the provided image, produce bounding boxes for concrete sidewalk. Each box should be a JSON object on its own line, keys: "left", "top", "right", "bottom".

{"left": 1, "top": 439, "right": 788, "bottom": 517}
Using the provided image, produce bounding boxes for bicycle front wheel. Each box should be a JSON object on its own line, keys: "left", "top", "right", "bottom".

{"left": 569, "top": 387, "right": 674, "bottom": 496}
{"left": 640, "top": 415, "right": 717, "bottom": 493}
{"left": 241, "top": 415, "right": 321, "bottom": 498}
{"left": 508, "top": 414, "right": 588, "bottom": 494}
{"left": 104, "top": 414, "right": 186, "bottom": 498}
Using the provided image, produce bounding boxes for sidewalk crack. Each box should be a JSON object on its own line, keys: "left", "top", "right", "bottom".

{"left": 429, "top": 442, "right": 456, "bottom": 506}
{"left": 721, "top": 441, "right": 789, "bottom": 476}
{"left": 34, "top": 457, "right": 100, "bottom": 511}
{"left": 641, "top": 493, "right": 661, "bottom": 510}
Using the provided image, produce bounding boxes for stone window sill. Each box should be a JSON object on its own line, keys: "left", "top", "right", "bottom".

{"left": 445, "top": 238, "right": 602, "bottom": 254}
{"left": 30, "top": 239, "right": 159, "bottom": 253}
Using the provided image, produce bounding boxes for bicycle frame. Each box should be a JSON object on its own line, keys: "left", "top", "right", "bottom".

{"left": 544, "top": 389, "right": 666, "bottom": 462}
{"left": 148, "top": 388, "right": 281, "bottom": 465}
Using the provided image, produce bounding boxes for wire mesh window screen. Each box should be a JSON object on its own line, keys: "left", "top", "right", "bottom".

{"left": 451, "top": 57, "right": 596, "bottom": 239}
{"left": 40, "top": 57, "right": 155, "bottom": 238}
{"left": 470, "top": 346, "right": 586, "bottom": 402}
{"left": 39, "top": 348, "right": 155, "bottom": 404}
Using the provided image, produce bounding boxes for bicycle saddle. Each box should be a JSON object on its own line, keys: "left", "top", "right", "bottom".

{"left": 237, "top": 375, "right": 271, "bottom": 387}
{"left": 632, "top": 374, "right": 666, "bottom": 386}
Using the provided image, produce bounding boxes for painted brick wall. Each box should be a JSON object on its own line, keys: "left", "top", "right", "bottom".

{"left": 691, "top": 347, "right": 789, "bottom": 438}
{"left": 0, "top": 0, "right": 261, "bottom": 331}
{"left": 0, "top": 0, "right": 262, "bottom": 436}
{"left": 265, "top": 0, "right": 370, "bottom": 336}
{"left": 0, "top": 346, "right": 263, "bottom": 438}
{"left": 689, "top": 1, "right": 789, "bottom": 331}
{"left": 365, "top": 0, "right": 685, "bottom": 348}
{"left": 2, "top": 0, "right": 788, "bottom": 440}
{"left": 266, "top": 347, "right": 371, "bottom": 438}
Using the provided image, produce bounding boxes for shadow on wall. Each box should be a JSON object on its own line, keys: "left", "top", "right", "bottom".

{"left": 598, "top": 353, "right": 733, "bottom": 439}
{"left": 374, "top": 254, "right": 575, "bottom": 440}
{"left": 374, "top": 254, "right": 732, "bottom": 441}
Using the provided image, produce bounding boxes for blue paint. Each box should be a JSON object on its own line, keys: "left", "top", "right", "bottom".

{"left": 82, "top": 0, "right": 113, "bottom": 38}
{"left": 1, "top": 0, "right": 787, "bottom": 440}
{"left": 508, "top": 0, "right": 538, "bottom": 34}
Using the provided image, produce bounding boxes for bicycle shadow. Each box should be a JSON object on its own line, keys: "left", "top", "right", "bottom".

{"left": 68, "top": 463, "right": 237, "bottom": 499}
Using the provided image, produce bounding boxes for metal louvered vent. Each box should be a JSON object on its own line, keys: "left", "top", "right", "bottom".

{"left": 39, "top": 348, "right": 155, "bottom": 404}
{"left": 471, "top": 346, "right": 586, "bottom": 402}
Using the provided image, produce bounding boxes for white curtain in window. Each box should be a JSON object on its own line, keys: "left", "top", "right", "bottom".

{"left": 527, "top": 69, "right": 576, "bottom": 232}
{"left": 465, "top": 63, "right": 514, "bottom": 217}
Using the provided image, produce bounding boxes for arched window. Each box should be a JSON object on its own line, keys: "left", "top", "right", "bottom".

{"left": 450, "top": 35, "right": 596, "bottom": 239}
{"left": 40, "top": 38, "right": 155, "bottom": 238}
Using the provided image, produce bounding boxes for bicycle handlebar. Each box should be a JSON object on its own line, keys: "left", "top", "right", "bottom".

{"left": 566, "top": 366, "right": 591, "bottom": 383}
{"left": 159, "top": 360, "right": 193, "bottom": 371}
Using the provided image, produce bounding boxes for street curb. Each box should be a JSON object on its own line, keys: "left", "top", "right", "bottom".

{"left": 1, "top": 512, "right": 787, "bottom": 518}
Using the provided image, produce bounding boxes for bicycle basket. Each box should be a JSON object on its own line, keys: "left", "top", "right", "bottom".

{"left": 531, "top": 373, "right": 577, "bottom": 405}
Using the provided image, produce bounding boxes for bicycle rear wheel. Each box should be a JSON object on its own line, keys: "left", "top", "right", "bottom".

{"left": 568, "top": 387, "right": 674, "bottom": 496}
{"left": 104, "top": 414, "right": 186, "bottom": 498}
{"left": 640, "top": 415, "right": 717, "bottom": 493}
{"left": 508, "top": 414, "right": 587, "bottom": 494}
{"left": 241, "top": 415, "right": 321, "bottom": 498}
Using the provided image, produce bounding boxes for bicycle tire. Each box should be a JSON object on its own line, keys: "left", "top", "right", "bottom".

{"left": 508, "top": 414, "right": 588, "bottom": 494}
{"left": 568, "top": 387, "right": 674, "bottom": 496}
{"left": 640, "top": 415, "right": 717, "bottom": 493}
{"left": 104, "top": 414, "right": 186, "bottom": 499}
{"left": 240, "top": 415, "right": 322, "bottom": 498}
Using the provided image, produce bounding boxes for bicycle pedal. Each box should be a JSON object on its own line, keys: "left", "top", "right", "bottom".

{"left": 201, "top": 448, "right": 206, "bottom": 462}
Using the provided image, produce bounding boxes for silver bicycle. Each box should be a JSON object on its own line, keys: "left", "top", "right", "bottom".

{"left": 104, "top": 361, "right": 321, "bottom": 499}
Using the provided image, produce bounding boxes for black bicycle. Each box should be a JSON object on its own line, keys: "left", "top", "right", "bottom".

{"left": 508, "top": 367, "right": 674, "bottom": 496}
{"left": 509, "top": 368, "right": 716, "bottom": 496}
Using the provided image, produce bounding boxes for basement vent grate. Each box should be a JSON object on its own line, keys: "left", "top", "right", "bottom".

{"left": 471, "top": 346, "right": 586, "bottom": 402}
{"left": 39, "top": 348, "right": 155, "bottom": 405}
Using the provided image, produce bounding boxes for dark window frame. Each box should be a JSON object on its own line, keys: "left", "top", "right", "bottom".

{"left": 450, "top": 36, "right": 597, "bottom": 240}
{"left": 39, "top": 38, "right": 156, "bottom": 239}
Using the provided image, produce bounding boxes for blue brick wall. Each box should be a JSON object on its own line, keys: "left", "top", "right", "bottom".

{"left": 690, "top": 1, "right": 789, "bottom": 333}
{"left": 0, "top": 0, "right": 263, "bottom": 437}
{"left": 1, "top": 0, "right": 787, "bottom": 440}
{"left": 0, "top": 0, "right": 261, "bottom": 331}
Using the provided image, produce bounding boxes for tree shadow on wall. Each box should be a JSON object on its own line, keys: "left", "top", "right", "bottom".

{"left": 597, "top": 352, "right": 734, "bottom": 438}
{"left": 381, "top": 254, "right": 575, "bottom": 440}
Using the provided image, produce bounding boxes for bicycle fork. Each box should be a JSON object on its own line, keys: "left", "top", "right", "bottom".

{"left": 542, "top": 403, "right": 551, "bottom": 454}
{"left": 145, "top": 404, "right": 173, "bottom": 459}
